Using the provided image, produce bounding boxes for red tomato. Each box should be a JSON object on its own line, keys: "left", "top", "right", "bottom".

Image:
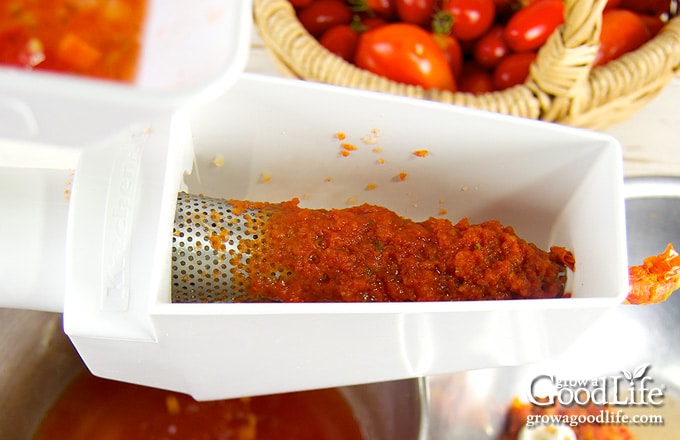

{"left": 504, "top": 0, "right": 564, "bottom": 52}
{"left": 458, "top": 61, "right": 494, "bottom": 94}
{"left": 359, "top": 15, "right": 389, "bottom": 31}
{"left": 473, "top": 24, "right": 509, "bottom": 69}
{"left": 594, "top": 9, "right": 651, "bottom": 67}
{"left": 362, "top": 0, "right": 399, "bottom": 19}
{"left": 604, "top": 0, "right": 622, "bottom": 9}
{"left": 432, "top": 33, "right": 464, "bottom": 79}
{"left": 355, "top": 23, "right": 457, "bottom": 91}
{"left": 620, "top": 0, "right": 674, "bottom": 16}
{"left": 297, "top": 0, "right": 353, "bottom": 38}
{"left": 319, "top": 25, "right": 359, "bottom": 62}
{"left": 492, "top": 51, "right": 536, "bottom": 90}
{"left": 395, "top": 0, "right": 437, "bottom": 27}
{"left": 441, "top": 0, "right": 496, "bottom": 41}
{"left": 289, "top": 0, "right": 314, "bottom": 8}
{"left": 637, "top": 13, "right": 666, "bottom": 37}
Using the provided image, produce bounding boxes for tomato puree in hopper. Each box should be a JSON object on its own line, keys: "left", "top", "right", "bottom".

{"left": 223, "top": 199, "right": 572, "bottom": 302}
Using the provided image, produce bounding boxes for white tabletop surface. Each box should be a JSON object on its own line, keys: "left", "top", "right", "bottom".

{"left": 245, "top": 27, "right": 680, "bottom": 178}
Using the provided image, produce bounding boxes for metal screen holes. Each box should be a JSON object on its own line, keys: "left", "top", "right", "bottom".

{"left": 171, "top": 193, "right": 267, "bottom": 303}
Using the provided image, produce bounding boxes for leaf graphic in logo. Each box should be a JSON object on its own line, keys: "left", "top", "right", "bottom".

{"left": 622, "top": 364, "right": 650, "bottom": 386}
{"left": 622, "top": 369, "right": 633, "bottom": 381}
{"left": 633, "top": 363, "right": 650, "bottom": 380}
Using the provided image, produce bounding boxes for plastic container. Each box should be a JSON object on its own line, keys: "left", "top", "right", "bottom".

{"left": 0, "top": 0, "right": 253, "bottom": 315}
{"left": 1, "top": 74, "right": 629, "bottom": 400}
{"left": 0, "top": 0, "right": 253, "bottom": 114}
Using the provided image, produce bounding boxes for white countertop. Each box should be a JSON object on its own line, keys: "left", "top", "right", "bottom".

{"left": 245, "top": 28, "right": 680, "bottom": 178}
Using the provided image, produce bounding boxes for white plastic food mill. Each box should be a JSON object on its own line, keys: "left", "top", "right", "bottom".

{"left": 0, "top": 74, "right": 629, "bottom": 401}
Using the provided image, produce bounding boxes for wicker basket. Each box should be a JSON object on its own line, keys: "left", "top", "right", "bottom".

{"left": 254, "top": 0, "right": 680, "bottom": 129}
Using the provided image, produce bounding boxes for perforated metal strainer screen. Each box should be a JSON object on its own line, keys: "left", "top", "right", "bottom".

{"left": 171, "top": 193, "right": 273, "bottom": 303}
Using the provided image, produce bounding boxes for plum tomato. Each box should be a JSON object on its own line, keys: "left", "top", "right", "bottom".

{"left": 473, "top": 24, "right": 509, "bottom": 69}
{"left": 355, "top": 22, "right": 457, "bottom": 91}
{"left": 458, "top": 61, "right": 494, "bottom": 94}
{"left": 319, "top": 25, "right": 360, "bottom": 62}
{"left": 349, "top": 0, "right": 398, "bottom": 20}
{"left": 395, "top": 0, "right": 437, "bottom": 27}
{"left": 297, "top": 0, "right": 353, "bottom": 38}
{"left": 593, "top": 9, "right": 651, "bottom": 67}
{"left": 432, "top": 33, "right": 464, "bottom": 79}
{"left": 289, "top": 0, "right": 314, "bottom": 8}
{"left": 503, "top": 0, "right": 564, "bottom": 52}
{"left": 441, "top": 0, "right": 496, "bottom": 41}
{"left": 359, "top": 14, "right": 389, "bottom": 31}
{"left": 620, "top": 0, "right": 675, "bottom": 16}
{"left": 492, "top": 51, "right": 536, "bottom": 90}
{"left": 637, "top": 13, "right": 666, "bottom": 37}
{"left": 369, "top": 0, "right": 398, "bottom": 19}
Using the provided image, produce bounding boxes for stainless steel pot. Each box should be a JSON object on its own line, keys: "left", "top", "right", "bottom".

{"left": 0, "top": 306, "right": 425, "bottom": 439}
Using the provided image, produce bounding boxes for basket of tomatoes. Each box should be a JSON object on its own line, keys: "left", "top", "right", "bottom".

{"left": 254, "top": 0, "right": 680, "bottom": 129}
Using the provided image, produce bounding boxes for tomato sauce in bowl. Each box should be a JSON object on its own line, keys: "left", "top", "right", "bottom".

{"left": 0, "top": 0, "right": 146, "bottom": 81}
{"left": 34, "top": 372, "right": 365, "bottom": 440}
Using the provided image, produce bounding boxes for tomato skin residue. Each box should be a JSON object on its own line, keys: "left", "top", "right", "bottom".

{"left": 0, "top": 0, "right": 147, "bottom": 81}
{"left": 626, "top": 243, "right": 680, "bottom": 305}
{"left": 229, "top": 199, "right": 569, "bottom": 302}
